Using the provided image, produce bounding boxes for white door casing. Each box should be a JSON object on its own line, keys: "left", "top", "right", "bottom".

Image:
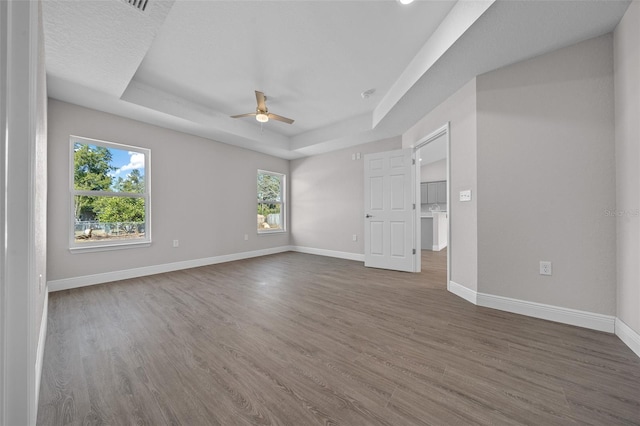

{"left": 364, "top": 149, "right": 415, "bottom": 272}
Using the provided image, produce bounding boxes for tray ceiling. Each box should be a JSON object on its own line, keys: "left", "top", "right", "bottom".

{"left": 43, "top": 0, "right": 630, "bottom": 159}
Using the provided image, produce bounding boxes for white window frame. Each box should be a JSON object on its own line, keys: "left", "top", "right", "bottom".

{"left": 257, "top": 170, "right": 286, "bottom": 234}
{"left": 69, "top": 135, "right": 151, "bottom": 252}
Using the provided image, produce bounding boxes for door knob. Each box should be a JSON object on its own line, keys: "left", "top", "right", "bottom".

{"left": 365, "top": 214, "right": 373, "bottom": 218}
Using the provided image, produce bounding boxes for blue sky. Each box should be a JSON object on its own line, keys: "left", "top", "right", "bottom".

{"left": 108, "top": 146, "right": 145, "bottom": 178}
{"left": 74, "top": 140, "right": 146, "bottom": 180}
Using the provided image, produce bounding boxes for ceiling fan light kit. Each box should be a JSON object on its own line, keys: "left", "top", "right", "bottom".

{"left": 231, "top": 90, "right": 295, "bottom": 125}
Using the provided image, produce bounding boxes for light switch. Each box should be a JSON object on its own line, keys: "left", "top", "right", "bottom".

{"left": 459, "top": 190, "right": 472, "bottom": 202}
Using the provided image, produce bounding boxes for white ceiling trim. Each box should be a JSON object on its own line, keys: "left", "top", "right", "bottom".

{"left": 47, "top": 74, "right": 299, "bottom": 159}
{"left": 373, "top": 0, "right": 495, "bottom": 129}
{"left": 121, "top": 81, "right": 291, "bottom": 150}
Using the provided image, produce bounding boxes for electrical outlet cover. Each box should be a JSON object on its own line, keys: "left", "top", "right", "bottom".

{"left": 539, "top": 261, "right": 552, "bottom": 276}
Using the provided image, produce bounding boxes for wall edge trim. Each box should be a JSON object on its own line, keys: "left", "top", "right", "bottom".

{"left": 476, "top": 292, "right": 616, "bottom": 333}
{"left": 615, "top": 318, "right": 640, "bottom": 358}
{"left": 448, "top": 280, "right": 478, "bottom": 304}
{"left": 290, "top": 246, "right": 364, "bottom": 262}
{"left": 35, "top": 290, "right": 48, "bottom": 408}
{"left": 448, "top": 281, "right": 616, "bottom": 333}
{"left": 47, "top": 246, "right": 293, "bottom": 292}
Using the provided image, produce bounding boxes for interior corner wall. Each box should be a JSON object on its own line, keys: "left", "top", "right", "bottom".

{"left": 47, "top": 100, "right": 289, "bottom": 285}
{"left": 290, "top": 136, "right": 401, "bottom": 256}
{"left": 476, "top": 34, "right": 616, "bottom": 315}
{"left": 403, "top": 78, "right": 478, "bottom": 292}
{"left": 614, "top": 0, "right": 640, "bottom": 336}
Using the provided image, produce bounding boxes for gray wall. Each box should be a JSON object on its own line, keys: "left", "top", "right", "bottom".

{"left": 614, "top": 1, "right": 640, "bottom": 334}
{"left": 476, "top": 34, "right": 616, "bottom": 314}
{"left": 421, "top": 158, "right": 446, "bottom": 182}
{"left": 290, "top": 137, "right": 401, "bottom": 255}
{"left": 403, "top": 79, "right": 478, "bottom": 291}
{"left": 48, "top": 100, "right": 289, "bottom": 282}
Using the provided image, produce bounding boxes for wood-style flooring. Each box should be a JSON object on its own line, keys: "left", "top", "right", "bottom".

{"left": 37, "top": 249, "right": 640, "bottom": 425}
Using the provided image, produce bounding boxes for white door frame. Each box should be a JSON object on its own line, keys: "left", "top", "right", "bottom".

{"left": 413, "top": 122, "right": 450, "bottom": 285}
{"left": 1, "top": 1, "right": 41, "bottom": 424}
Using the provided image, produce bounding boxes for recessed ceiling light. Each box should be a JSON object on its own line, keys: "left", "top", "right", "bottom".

{"left": 398, "top": 0, "right": 414, "bottom": 4}
{"left": 361, "top": 88, "right": 376, "bottom": 99}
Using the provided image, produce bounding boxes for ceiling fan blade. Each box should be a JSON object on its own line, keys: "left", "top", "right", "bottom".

{"left": 255, "top": 91, "right": 267, "bottom": 112}
{"left": 231, "top": 113, "right": 257, "bottom": 119}
{"left": 268, "top": 113, "right": 294, "bottom": 124}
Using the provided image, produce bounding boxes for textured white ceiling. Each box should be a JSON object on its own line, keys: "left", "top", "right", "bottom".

{"left": 43, "top": 0, "right": 174, "bottom": 96}
{"left": 43, "top": 0, "right": 631, "bottom": 159}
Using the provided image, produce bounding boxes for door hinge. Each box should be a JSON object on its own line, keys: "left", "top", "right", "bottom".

{"left": 412, "top": 158, "right": 416, "bottom": 165}
{"left": 413, "top": 249, "right": 416, "bottom": 255}
{"left": 413, "top": 203, "right": 416, "bottom": 210}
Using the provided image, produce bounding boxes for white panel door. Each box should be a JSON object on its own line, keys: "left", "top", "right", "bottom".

{"left": 364, "top": 149, "right": 415, "bottom": 272}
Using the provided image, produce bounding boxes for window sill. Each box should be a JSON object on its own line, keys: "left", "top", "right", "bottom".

{"left": 69, "top": 240, "right": 151, "bottom": 254}
{"left": 257, "top": 230, "right": 287, "bottom": 235}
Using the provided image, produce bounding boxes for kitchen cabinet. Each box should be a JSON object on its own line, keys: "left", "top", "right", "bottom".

{"left": 420, "top": 183, "right": 429, "bottom": 203}
{"left": 421, "top": 212, "right": 448, "bottom": 251}
{"left": 421, "top": 217, "right": 433, "bottom": 249}
{"left": 427, "top": 182, "right": 438, "bottom": 204}
{"left": 437, "top": 181, "right": 447, "bottom": 203}
{"left": 420, "top": 180, "right": 447, "bottom": 205}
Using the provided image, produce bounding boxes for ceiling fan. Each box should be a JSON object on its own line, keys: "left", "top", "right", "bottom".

{"left": 231, "top": 91, "right": 295, "bottom": 125}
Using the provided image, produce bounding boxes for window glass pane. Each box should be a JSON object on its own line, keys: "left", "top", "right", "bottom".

{"left": 257, "top": 203, "right": 282, "bottom": 231}
{"left": 73, "top": 142, "right": 145, "bottom": 193}
{"left": 257, "top": 173, "right": 282, "bottom": 202}
{"left": 74, "top": 195, "right": 146, "bottom": 243}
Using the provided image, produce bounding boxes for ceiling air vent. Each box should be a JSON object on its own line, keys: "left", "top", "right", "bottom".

{"left": 123, "top": 0, "right": 149, "bottom": 12}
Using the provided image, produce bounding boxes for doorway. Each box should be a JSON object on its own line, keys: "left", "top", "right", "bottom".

{"left": 413, "top": 123, "right": 450, "bottom": 286}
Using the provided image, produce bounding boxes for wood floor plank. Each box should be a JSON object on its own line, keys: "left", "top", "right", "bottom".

{"left": 37, "top": 250, "right": 640, "bottom": 425}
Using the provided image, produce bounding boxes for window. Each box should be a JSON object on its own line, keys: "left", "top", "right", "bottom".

{"left": 70, "top": 136, "right": 151, "bottom": 251}
{"left": 257, "top": 170, "right": 285, "bottom": 233}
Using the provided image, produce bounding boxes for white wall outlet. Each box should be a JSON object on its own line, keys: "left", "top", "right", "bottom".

{"left": 540, "top": 261, "right": 552, "bottom": 276}
{"left": 356, "top": 152, "right": 361, "bottom": 160}
{"left": 459, "top": 190, "right": 472, "bottom": 202}
{"left": 244, "top": 234, "right": 249, "bottom": 241}
{"left": 352, "top": 234, "right": 357, "bottom": 241}
{"left": 172, "top": 239, "right": 179, "bottom": 248}
{"left": 351, "top": 153, "right": 356, "bottom": 160}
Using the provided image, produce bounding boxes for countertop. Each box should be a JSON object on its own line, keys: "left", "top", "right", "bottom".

{"left": 421, "top": 211, "right": 447, "bottom": 218}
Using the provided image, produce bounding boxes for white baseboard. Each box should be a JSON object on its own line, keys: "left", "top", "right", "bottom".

{"left": 448, "top": 281, "right": 615, "bottom": 333}
{"left": 615, "top": 318, "right": 640, "bottom": 358}
{"left": 448, "top": 280, "right": 477, "bottom": 304}
{"left": 47, "top": 245, "right": 363, "bottom": 293}
{"left": 290, "top": 246, "right": 364, "bottom": 262}
{"left": 477, "top": 292, "right": 615, "bottom": 333}
{"left": 35, "top": 290, "right": 48, "bottom": 407}
{"left": 432, "top": 242, "right": 447, "bottom": 251}
{"left": 48, "top": 246, "right": 293, "bottom": 292}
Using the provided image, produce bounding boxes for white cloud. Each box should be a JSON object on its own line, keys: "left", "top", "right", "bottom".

{"left": 116, "top": 152, "right": 145, "bottom": 174}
